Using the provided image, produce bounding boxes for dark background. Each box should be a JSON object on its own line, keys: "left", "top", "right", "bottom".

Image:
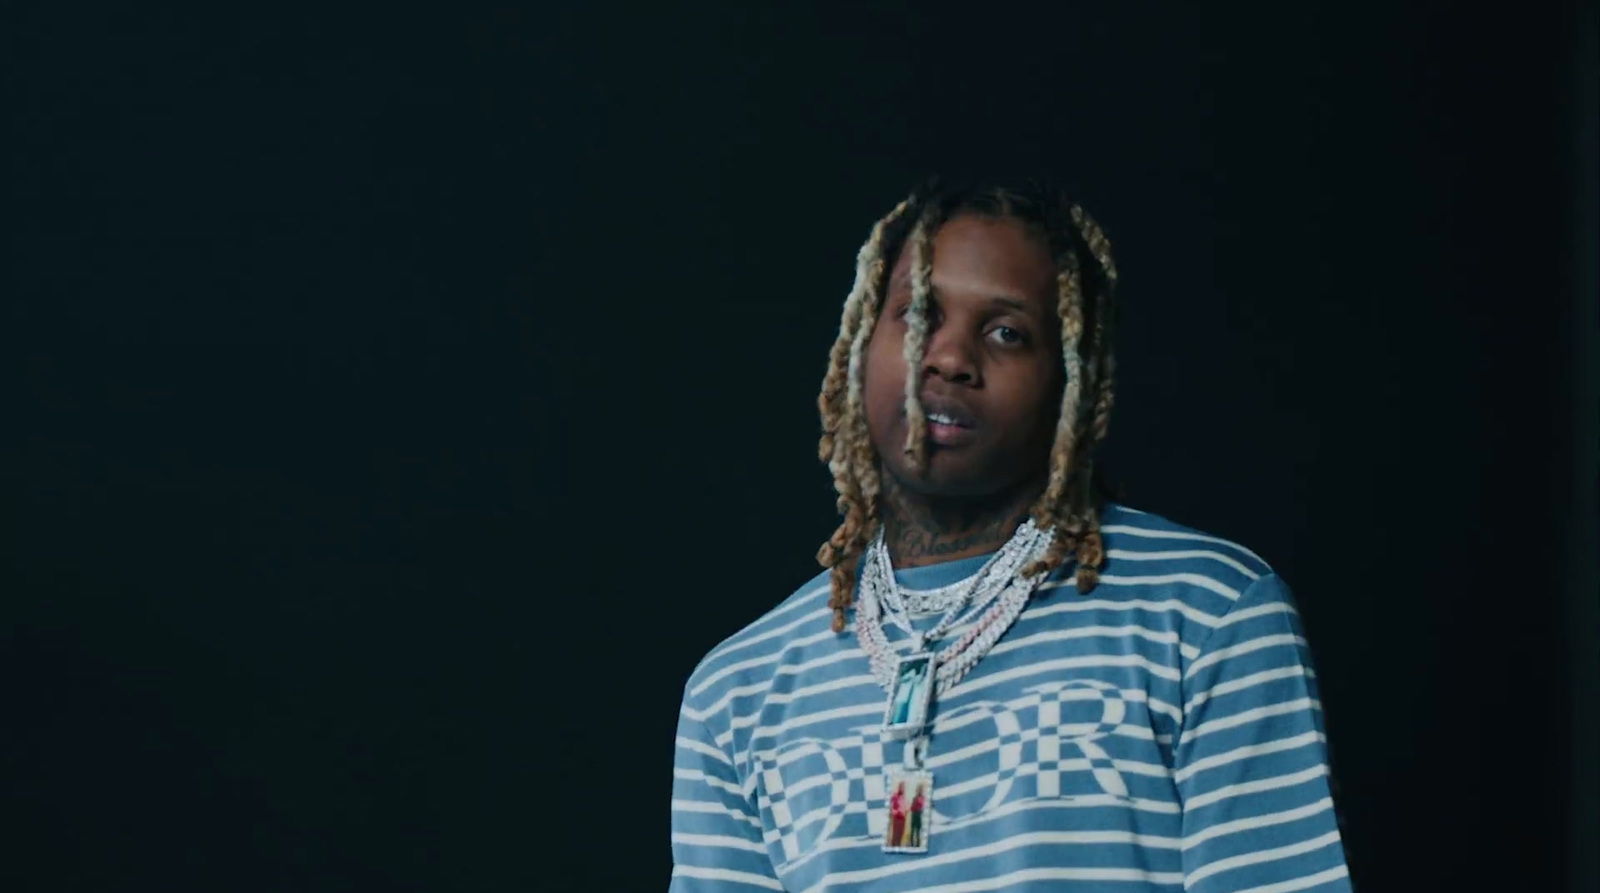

{"left": 6, "top": 3, "right": 1596, "bottom": 891}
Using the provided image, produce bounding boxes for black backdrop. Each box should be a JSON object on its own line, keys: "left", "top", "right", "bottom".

{"left": 7, "top": 4, "right": 1596, "bottom": 892}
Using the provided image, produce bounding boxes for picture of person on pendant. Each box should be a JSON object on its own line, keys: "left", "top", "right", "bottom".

{"left": 906, "top": 783, "right": 926, "bottom": 849}
{"left": 888, "top": 781, "right": 908, "bottom": 849}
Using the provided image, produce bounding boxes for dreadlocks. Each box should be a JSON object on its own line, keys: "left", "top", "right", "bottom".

{"left": 815, "top": 178, "right": 1121, "bottom": 633}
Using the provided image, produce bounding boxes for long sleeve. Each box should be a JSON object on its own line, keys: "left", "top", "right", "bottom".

{"left": 1175, "top": 573, "right": 1353, "bottom": 893}
{"left": 669, "top": 685, "right": 782, "bottom": 892}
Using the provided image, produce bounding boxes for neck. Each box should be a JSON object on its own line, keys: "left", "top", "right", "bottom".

{"left": 878, "top": 471, "right": 1045, "bottom": 569}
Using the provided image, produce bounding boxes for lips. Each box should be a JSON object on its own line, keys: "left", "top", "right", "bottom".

{"left": 917, "top": 395, "right": 977, "bottom": 429}
{"left": 915, "top": 393, "right": 979, "bottom": 447}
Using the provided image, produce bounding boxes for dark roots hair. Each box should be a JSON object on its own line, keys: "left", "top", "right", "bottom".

{"left": 815, "top": 176, "right": 1122, "bottom": 633}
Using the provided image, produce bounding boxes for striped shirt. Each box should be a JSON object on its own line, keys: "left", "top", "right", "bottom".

{"left": 670, "top": 503, "right": 1351, "bottom": 892}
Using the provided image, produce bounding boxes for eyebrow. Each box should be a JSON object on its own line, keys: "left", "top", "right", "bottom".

{"left": 982, "top": 295, "right": 1031, "bottom": 313}
{"left": 887, "top": 277, "right": 1045, "bottom": 321}
{"left": 891, "top": 281, "right": 1036, "bottom": 313}
{"left": 971, "top": 293, "right": 1044, "bottom": 321}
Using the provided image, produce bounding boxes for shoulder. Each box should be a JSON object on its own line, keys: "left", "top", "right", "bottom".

{"left": 1097, "top": 502, "right": 1274, "bottom": 577}
{"left": 678, "top": 566, "right": 838, "bottom": 714}
{"left": 1074, "top": 502, "right": 1279, "bottom": 624}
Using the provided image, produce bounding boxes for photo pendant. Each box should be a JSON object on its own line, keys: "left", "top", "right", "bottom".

{"left": 881, "top": 652, "right": 936, "bottom": 740}
{"left": 882, "top": 766, "right": 934, "bottom": 854}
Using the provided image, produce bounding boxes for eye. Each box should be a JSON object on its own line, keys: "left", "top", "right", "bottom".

{"left": 987, "top": 325, "right": 1028, "bottom": 346}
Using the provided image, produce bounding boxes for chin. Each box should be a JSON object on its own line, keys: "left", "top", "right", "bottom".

{"left": 886, "top": 458, "right": 1005, "bottom": 499}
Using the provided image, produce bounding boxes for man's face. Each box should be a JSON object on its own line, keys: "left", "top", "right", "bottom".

{"left": 862, "top": 213, "right": 1064, "bottom": 499}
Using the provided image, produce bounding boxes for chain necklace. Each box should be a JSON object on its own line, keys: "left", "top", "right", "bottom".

{"left": 891, "top": 575, "right": 978, "bottom": 616}
{"left": 871, "top": 526, "right": 1026, "bottom": 649}
{"left": 855, "top": 519, "right": 1054, "bottom": 694}
{"left": 858, "top": 518, "right": 1058, "bottom": 855}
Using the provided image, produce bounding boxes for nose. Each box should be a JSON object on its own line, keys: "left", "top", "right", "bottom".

{"left": 920, "top": 318, "right": 979, "bottom": 385}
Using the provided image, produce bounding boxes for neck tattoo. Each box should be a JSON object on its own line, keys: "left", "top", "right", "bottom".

{"left": 879, "top": 473, "right": 1044, "bottom": 568}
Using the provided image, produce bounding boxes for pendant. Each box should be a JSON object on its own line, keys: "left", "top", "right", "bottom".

{"left": 880, "top": 651, "right": 936, "bottom": 740}
{"left": 883, "top": 740, "right": 933, "bottom": 854}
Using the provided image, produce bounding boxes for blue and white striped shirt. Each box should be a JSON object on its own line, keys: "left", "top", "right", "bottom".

{"left": 670, "top": 504, "right": 1351, "bottom": 892}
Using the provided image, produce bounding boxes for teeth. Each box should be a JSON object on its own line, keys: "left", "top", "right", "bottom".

{"left": 929, "top": 413, "right": 960, "bottom": 426}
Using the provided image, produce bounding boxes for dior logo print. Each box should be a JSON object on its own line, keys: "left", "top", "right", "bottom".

{"left": 751, "top": 680, "right": 1155, "bottom": 865}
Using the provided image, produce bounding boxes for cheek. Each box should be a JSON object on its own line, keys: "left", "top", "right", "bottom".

{"left": 862, "top": 376, "right": 901, "bottom": 441}
{"left": 1001, "top": 379, "right": 1062, "bottom": 445}
{"left": 861, "top": 341, "right": 906, "bottom": 416}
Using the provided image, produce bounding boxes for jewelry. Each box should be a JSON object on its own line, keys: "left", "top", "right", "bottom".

{"left": 855, "top": 519, "right": 1058, "bottom": 854}
{"left": 893, "top": 576, "right": 977, "bottom": 616}
{"left": 856, "top": 520, "right": 1054, "bottom": 695}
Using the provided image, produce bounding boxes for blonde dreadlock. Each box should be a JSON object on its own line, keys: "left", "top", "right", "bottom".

{"left": 816, "top": 178, "right": 1122, "bottom": 633}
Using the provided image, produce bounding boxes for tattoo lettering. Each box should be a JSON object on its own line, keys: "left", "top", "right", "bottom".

{"left": 879, "top": 472, "right": 1043, "bottom": 567}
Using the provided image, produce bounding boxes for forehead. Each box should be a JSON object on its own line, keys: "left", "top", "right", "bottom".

{"left": 888, "top": 214, "right": 1058, "bottom": 313}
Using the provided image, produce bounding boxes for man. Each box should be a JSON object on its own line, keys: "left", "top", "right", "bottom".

{"left": 669, "top": 177, "right": 1351, "bottom": 892}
